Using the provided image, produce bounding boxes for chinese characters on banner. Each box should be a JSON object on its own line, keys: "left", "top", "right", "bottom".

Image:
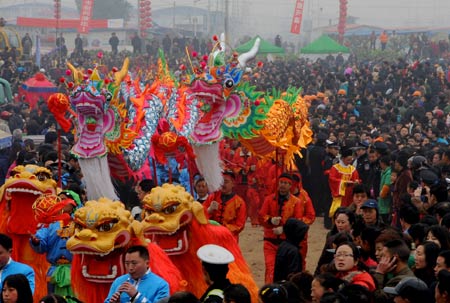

{"left": 79, "top": 0, "right": 94, "bottom": 34}
{"left": 290, "top": 0, "right": 305, "bottom": 34}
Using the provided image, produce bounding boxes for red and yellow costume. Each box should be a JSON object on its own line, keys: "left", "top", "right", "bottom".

{"left": 66, "top": 198, "right": 183, "bottom": 303}
{"left": 0, "top": 165, "right": 57, "bottom": 301}
{"left": 328, "top": 162, "right": 360, "bottom": 217}
{"left": 203, "top": 191, "right": 247, "bottom": 240}
{"left": 259, "top": 190, "right": 315, "bottom": 283}
{"left": 141, "top": 184, "right": 259, "bottom": 302}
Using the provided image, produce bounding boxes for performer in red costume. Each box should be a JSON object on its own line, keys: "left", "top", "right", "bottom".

{"left": 328, "top": 148, "right": 360, "bottom": 219}
{"left": 259, "top": 173, "right": 314, "bottom": 283}
{"left": 203, "top": 171, "right": 247, "bottom": 241}
{"left": 231, "top": 145, "right": 258, "bottom": 200}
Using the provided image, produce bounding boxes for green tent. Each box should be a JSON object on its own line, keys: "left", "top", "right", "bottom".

{"left": 300, "top": 35, "right": 349, "bottom": 54}
{"left": 235, "top": 35, "right": 285, "bottom": 54}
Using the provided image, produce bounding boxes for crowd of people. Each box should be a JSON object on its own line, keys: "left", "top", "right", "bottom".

{"left": 0, "top": 28, "right": 450, "bottom": 303}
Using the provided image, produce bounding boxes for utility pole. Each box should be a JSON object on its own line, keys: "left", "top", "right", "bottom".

{"left": 224, "top": 0, "right": 229, "bottom": 39}
{"left": 173, "top": 1, "right": 176, "bottom": 29}
{"left": 207, "top": 0, "right": 211, "bottom": 35}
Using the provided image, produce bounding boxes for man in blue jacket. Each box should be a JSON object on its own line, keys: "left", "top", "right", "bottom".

{"left": 104, "top": 245, "right": 169, "bottom": 303}
{"left": 0, "top": 233, "right": 35, "bottom": 294}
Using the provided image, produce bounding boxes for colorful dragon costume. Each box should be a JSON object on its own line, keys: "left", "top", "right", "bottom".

{"left": 57, "top": 33, "right": 266, "bottom": 201}
{"left": 184, "top": 35, "right": 267, "bottom": 191}
{"left": 240, "top": 87, "right": 313, "bottom": 169}
{"left": 63, "top": 56, "right": 200, "bottom": 199}
{"left": 0, "top": 165, "right": 57, "bottom": 301}
{"left": 139, "top": 183, "right": 259, "bottom": 302}
{"left": 66, "top": 197, "right": 184, "bottom": 303}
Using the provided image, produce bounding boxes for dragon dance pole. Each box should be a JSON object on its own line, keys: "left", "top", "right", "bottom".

{"left": 151, "top": 157, "right": 158, "bottom": 186}
{"left": 57, "top": 126, "right": 62, "bottom": 188}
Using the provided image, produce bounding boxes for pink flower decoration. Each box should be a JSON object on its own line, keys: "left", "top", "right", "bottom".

{"left": 97, "top": 51, "right": 103, "bottom": 59}
{"left": 192, "top": 51, "right": 198, "bottom": 58}
{"left": 65, "top": 69, "right": 72, "bottom": 76}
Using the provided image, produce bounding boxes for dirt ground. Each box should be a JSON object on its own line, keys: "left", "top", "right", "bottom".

{"left": 239, "top": 217, "right": 327, "bottom": 287}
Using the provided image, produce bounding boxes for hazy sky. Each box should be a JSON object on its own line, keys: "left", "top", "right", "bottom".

{"left": 3, "top": 0, "right": 450, "bottom": 39}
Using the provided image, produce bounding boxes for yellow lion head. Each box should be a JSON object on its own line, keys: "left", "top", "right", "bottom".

{"left": 67, "top": 197, "right": 135, "bottom": 254}
{"left": 140, "top": 183, "right": 207, "bottom": 255}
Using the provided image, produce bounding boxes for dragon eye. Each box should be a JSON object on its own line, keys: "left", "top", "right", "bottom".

{"left": 163, "top": 205, "right": 178, "bottom": 215}
{"left": 224, "top": 79, "right": 234, "bottom": 89}
{"left": 105, "top": 92, "right": 112, "bottom": 101}
{"left": 36, "top": 173, "right": 48, "bottom": 182}
{"left": 97, "top": 222, "right": 115, "bottom": 232}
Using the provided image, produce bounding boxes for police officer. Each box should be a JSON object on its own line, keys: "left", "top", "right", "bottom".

{"left": 353, "top": 141, "right": 370, "bottom": 184}
{"left": 197, "top": 244, "right": 234, "bottom": 303}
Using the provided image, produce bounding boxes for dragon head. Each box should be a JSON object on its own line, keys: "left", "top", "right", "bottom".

{"left": 66, "top": 197, "right": 136, "bottom": 283}
{"left": 67, "top": 59, "right": 130, "bottom": 158}
{"left": 0, "top": 165, "right": 57, "bottom": 235}
{"left": 140, "top": 183, "right": 207, "bottom": 255}
{"left": 187, "top": 34, "right": 261, "bottom": 144}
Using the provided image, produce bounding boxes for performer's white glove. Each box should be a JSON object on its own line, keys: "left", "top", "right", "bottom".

{"left": 270, "top": 216, "right": 282, "bottom": 226}
{"left": 272, "top": 226, "right": 283, "bottom": 235}
{"left": 208, "top": 201, "right": 219, "bottom": 214}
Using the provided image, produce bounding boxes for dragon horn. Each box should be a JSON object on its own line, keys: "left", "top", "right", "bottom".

{"left": 237, "top": 37, "right": 260, "bottom": 70}
{"left": 67, "top": 61, "right": 82, "bottom": 83}
{"left": 114, "top": 57, "right": 129, "bottom": 86}
{"left": 209, "top": 33, "right": 226, "bottom": 66}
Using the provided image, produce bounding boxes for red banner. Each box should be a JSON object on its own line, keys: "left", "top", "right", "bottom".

{"left": 78, "top": 0, "right": 94, "bottom": 34}
{"left": 17, "top": 17, "right": 107, "bottom": 29}
{"left": 290, "top": 0, "right": 305, "bottom": 34}
{"left": 338, "top": 0, "right": 348, "bottom": 43}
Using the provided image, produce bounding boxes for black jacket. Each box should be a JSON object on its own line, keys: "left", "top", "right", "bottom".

{"left": 273, "top": 219, "right": 309, "bottom": 282}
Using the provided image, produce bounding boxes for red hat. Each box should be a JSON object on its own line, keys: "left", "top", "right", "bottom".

{"left": 0, "top": 111, "right": 12, "bottom": 120}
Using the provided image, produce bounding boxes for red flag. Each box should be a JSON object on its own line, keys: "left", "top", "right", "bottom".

{"left": 290, "top": 0, "right": 305, "bottom": 34}
{"left": 78, "top": 0, "right": 94, "bottom": 34}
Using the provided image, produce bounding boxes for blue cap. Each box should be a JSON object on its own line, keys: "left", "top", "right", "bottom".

{"left": 361, "top": 199, "right": 378, "bottom": 210}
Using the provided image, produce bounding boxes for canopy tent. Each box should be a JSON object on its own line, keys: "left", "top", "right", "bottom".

{"left": 0, "top": 78, "right": 12, "bottom": 104}
{"left": 235, "top": 36, "right": 285, "bottom": 54}
{"left": 300, "top": 35, "right": 350, "bottom": 54}
{"left": 19, "top": 72, "right": 58, "bottom": 109}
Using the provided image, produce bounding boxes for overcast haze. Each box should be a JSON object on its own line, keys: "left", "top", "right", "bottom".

{"left": 3, "top": 0, "right": 450, "bottom": 39}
